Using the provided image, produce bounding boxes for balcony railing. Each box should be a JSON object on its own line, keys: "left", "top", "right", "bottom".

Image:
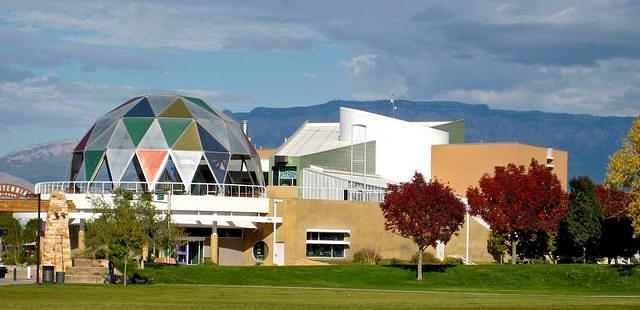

{"left": 34, "top": 181, "right": 266, "bottom": 198}
{"left": 300, "top": 187, "right": 386, "bottom": 202}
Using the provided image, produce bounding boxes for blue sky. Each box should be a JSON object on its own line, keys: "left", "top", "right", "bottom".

{"left": 0, "top": 0, "right": 638, "bottom": 156}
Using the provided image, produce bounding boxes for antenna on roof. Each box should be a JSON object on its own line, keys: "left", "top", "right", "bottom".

{"left": 390, "top": 92, "right": 397, "bottom": 118}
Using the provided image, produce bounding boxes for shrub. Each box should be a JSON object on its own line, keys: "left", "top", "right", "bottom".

{"left": 353, "top": 248, "right": 381, "bottom": 265}
{"left": 442, "top": 256, "right": 463, "bottom": 265}
{"left": 410, "top": 251, "right": 441, "bottom": 265}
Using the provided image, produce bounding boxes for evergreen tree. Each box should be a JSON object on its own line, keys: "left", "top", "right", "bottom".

{"left": 561, "top": 176, "right": 603, "bottom": 263}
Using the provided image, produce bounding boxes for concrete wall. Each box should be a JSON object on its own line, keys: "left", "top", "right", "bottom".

{"left": 431, "top": 143, "right": 568, "bottom": 196}
{"left": 264, "top": 186, "right": 495, "bottom": 265}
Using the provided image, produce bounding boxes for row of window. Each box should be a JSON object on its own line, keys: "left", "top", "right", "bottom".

{"left": 306, "top": 231, "right": 349, "bottom": 258}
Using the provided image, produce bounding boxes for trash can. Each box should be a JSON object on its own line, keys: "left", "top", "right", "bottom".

{"left": 42, "top": 266, "right": 54, "bottom": 284}
{"left": 55, "top": 271, "right": 65, "bottom": 284}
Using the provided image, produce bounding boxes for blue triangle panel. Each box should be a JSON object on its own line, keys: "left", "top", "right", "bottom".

{"left": 197, "top": 124, "right": 228, "bottom": 152}
{"left": 124, "top": 97, "right": 155, "bottom": 117}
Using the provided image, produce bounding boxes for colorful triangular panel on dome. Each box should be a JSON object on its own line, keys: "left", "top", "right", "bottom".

{"left": 85, "top": 122, "right": 117, "bottom": 151}
{"left": 93, "top": 159, "right": 112, "bottom": 181}
{"left": 124, "top": 97, "right": 154, "bottom": 117}
{"left": 70, "top": 152, "right": 84, "bottom": 181}
{"left": 107, "top": 96, "right": 141, "bottom": 114}
{"left": 108, "top": 120, "right": 134, "bottom": 149}
{"left": 185, "top": 96, "right": 216, "bottom": 115}
{"left": 123, "top": 118, "right": 153, "bottom": 146}
{"left": 105, "top": 96, "right": 141, "bottom": 118}
{"left": 147, "top": 95, "right": 178, "bottom": 116}
{"left": 138, "top": 120, "right": 169, "bottom": 149}
{"left": 121, "top": 155, "right": 146, "bottom": 182}
{"left": 196, "top": 119, "right": 230, "bottom": 150}
{"left": 197, "top": 123, "right": 228, "bottom": 152}
{"left": 204, "top": 152, "right": 230, "bottom": 184}
{"left": 106, "top": 149, "right": 135, "bottom": 182}
{"left": 136, "top": 149, "right": 168, "bottom": 186}
{"left": 84, "top": 150, "right": 104, "bottom": 181}
{"left": 74, "top": 124, "right": 95, "bottom": 152}
{"left": 159, "top": 118, "right": 191, "bottom": 147}
{"left": 160, "top": 98, "right": 193, "bottom": 118}
{"left": 171, "top": 150, "right": 203, "bottom": 189}
{"left": 158, "top": 155, "right": 182, "bottom": 183}
{"left": 173, "top": 121, "right": 202, "bottom": 150}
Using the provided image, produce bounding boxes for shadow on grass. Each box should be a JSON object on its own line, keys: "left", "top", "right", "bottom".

{"left": 382, "top": 263, "right": 459, "bottom": 273}
{"left": 610, "top": 264, "right": 637, "bottom": 277}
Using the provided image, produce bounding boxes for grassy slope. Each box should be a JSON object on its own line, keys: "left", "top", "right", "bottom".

{"left": 135, "top": 264, "right": 640, "bottom": 295}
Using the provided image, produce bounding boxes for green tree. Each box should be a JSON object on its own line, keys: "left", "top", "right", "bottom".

{"left": 0, "top": 213, "right": 24, "bottom": 264}
{"left": 90, "top": 189, "right": 180, "bottom": 286}
{"left": 606, "top": 116, "right": 640, "bottom": 234}
{"left": 558, "top": 177, "right": 603, "bottom": 263}
{"left": 487, "top": 232, "right": 508, "bottom": 264}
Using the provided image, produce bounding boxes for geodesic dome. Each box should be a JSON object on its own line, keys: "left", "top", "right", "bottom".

{"left": 70, "top": 95, "right": 264, "bottom": 188}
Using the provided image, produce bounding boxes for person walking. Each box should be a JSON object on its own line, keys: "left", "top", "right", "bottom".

{"left": 108, "top": 258, "right": 115, "bottom": 284}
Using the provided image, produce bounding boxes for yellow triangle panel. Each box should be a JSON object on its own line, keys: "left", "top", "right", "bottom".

{"left": 173, "top": 121, "right": 202, "bottom": 150}
{"left": 160, "top": 98, "right": 193, "bottom": 118}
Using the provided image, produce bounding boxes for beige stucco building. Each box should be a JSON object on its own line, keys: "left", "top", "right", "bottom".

{"left": 24, "top": 100, "right": 568, "bottom": 266}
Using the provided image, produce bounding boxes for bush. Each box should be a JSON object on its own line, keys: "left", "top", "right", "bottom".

{"left": 410, "top": 251, "right": 441, "bottom": 265}
{"left": 442, "top": 256, "right": 463, "bottom": 265}
{"left": 353, "top": 248, "right": 381, "bottom": 265}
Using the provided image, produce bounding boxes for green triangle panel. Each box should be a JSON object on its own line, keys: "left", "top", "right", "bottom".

{"left": 84, "top": 150, "right": 104, "bottom": 181}
{"left": 160, "top": 98, "right": 193, "bottom": 118}
{"left": 185, "top": 97, "right": 216, "bottom": 115}
{"left": 159, "top": 118, "right": 192, "bottom": 147}
{"left": 123, "top": 118, "right": 154, "bottom": 146}
{"left": 173, "top": 121, "right": 202, "bottom": 150}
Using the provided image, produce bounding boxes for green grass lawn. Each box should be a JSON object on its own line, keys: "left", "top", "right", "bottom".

{"left": 3, "top": 264, "right": 640, "bottom": 309}
{"left": 135, "top": 263, "right": 640, "bottom": 295}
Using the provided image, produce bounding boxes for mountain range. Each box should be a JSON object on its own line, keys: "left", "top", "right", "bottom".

{"left": 0, "top": 100, "right": 634, "bottom": 185}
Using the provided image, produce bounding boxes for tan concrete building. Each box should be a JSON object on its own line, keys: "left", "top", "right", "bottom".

{"left": 24, "top": 103, "right": 569, "bottom": 266}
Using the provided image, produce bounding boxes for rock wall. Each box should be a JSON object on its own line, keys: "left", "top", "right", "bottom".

{"left": 41, "top": 191, "right": 72, "bottom": 272}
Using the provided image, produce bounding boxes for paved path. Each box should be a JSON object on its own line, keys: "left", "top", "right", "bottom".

{"left": 0, "top": 277, "right": 35, "bottom": 285}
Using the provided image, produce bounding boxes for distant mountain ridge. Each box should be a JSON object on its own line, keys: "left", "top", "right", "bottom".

{"left": 0, "top": 100, "right": 634, "bottom": 183}
{"left": 231, "top": 100, "right": 635, "bottom": 183}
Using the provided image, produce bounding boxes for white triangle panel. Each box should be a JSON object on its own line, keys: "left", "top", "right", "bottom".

{"left": 106, "top": 149, "right": 135, "bottom": 183}
{"left": 171, "top": 150, "right": 204, "bottom": 190}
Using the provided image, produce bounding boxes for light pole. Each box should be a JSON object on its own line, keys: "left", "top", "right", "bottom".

{"left": 272, "top": 199, "right": 282, "bottom": 266}
{"left": 26, "top": 193, "right": 41, "bottom": 284}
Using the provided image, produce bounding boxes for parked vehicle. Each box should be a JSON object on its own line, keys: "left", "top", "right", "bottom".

{"left": 0, "top": 263, "right": 7, "bottom": 278}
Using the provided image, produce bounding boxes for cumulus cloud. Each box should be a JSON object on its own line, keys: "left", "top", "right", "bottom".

{"left": 2, "top": 0, "right": 639, "bottom": 117}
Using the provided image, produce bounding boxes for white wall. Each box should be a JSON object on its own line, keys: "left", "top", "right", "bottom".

{"left": 339, "top": 107, "right": 449, "bottom": 182}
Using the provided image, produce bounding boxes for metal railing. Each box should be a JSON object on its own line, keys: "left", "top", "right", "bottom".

{"left": 299, "top": 187, "right": 386, "bottom": 202}
{"left": 34, "top": 181, "right": 266, "bottom": 198}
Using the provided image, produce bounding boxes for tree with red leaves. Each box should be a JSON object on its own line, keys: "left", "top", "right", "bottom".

{"left": 596, "top": 185, "right": 637, "bottom": 262}
{"left": 466, "top": 159, "right": 567, "bottom": 264}
{"left": 380, "top": 173, "right": 465, "bottom": 280}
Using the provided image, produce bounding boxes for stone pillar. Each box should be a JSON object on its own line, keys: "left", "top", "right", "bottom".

{"left": 77, "top": 219, "right": 85, "bottom": 251}
{"left": 41, "top": 191, "right": 72, "bottom": 272}
{"left": 210, "top": 220, "right": 218, "bottom": 264}
{"left": 210, "top": 234, "right": 219, "bottom": 264}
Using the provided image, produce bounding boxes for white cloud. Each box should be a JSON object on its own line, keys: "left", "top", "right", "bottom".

{"left": 341, "top": 54, "right": 377, "bottom": 77}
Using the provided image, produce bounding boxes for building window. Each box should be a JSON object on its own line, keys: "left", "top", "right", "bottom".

{"left": 253, "top": 241, "right": 268, "bottom": 262}
{"left": 217, "top": 228, "right": 243, "bottom": 238}
{"left": 305, "top": 230, "right": 350, "bottom": 258}
{"left": 306, "top": 244, "right": 346, "bottom": 258}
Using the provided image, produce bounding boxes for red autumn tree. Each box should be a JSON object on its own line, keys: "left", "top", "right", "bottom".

{"left": 595, "top": 184, "right": 631, "bottom": 219}
{"left": 380, "top": 172, "right": 465, "bottom": 280}
{"left": 466, "top": 159, "right": 567, "bottom": 264}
